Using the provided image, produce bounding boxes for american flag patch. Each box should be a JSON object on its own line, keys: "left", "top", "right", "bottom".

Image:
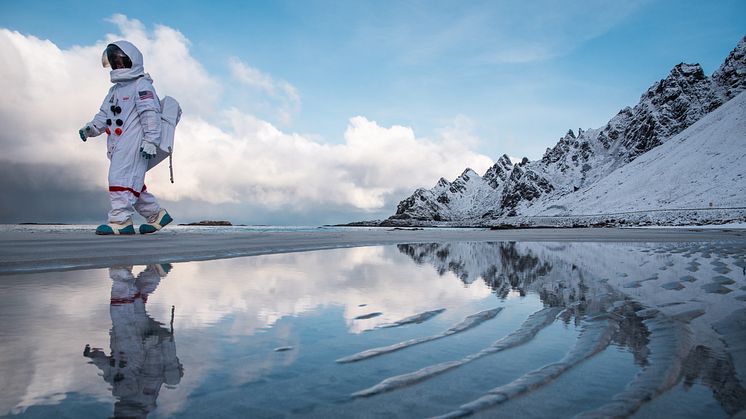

{"left": 138, "top": 91, "right": 154, "bottom": 100}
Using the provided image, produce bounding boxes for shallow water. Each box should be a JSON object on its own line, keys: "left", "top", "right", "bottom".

{"left": 0, "top": 241, "right": 744, "bottom": 418}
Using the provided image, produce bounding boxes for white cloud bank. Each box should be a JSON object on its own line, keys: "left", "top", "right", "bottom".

{"left": 0, "top": 15, "right": 492, "bottom": 221}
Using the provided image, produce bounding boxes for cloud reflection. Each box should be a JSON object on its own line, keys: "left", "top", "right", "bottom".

{"left": 149, "top": 246, "right": 494, "bottom": 334}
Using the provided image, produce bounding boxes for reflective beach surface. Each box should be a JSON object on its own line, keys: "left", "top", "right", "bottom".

{"left": 1, "top": 241, "right": 745, "bottom": 418}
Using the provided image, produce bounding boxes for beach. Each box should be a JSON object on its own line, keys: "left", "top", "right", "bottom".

{"left": 1, "top": 226, "right": 745, "bottom": 274}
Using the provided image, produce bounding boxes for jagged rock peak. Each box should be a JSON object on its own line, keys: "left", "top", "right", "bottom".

{"left": 713, "top": 35, "right": 746, "bottom": 99}
{"left": 483, "top": 154, "right": 514, "bottom": 189}
{"left": 673, "top": 62, "right": 706, "bottom": 77}
{"left": 458, "top": 168, "right": 479, "bottom": 180}
{"left": 393, "top": 186, "right": 443, "bottom": 220}
{"left": 645, "top": 62, "right": 707, "bottom": 101}
{"left": 542, "top": 127, "right": 585, "bottom": 165}
{"left": 499, "top": 163, "right": 554, "bottom": 216}
{"left": 608, "top": 57, "right": 718, "bottom": 161}
{"left": 436, "top": 177, "right": 451, "bottom": 188}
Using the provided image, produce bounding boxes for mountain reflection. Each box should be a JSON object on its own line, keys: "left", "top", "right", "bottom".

{"left": 397, "top": 241, "right": 746, "bottom": 415}
{"left": 399, "top": 242, "right": 552, "bottom": 297}
{"left": 399, "top": 242, "right": 650, "bottom": 358}
{"left": 84, "top": 265, "right": 183, "bottom": 419}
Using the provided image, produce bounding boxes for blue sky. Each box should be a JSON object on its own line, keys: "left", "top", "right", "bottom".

{"left": 0, "top": 1, "right": 744, "bottom": 224}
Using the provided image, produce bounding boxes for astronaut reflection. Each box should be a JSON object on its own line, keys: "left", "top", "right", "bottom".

{"left": 84, "top": 264, "right": 183, "bottom": 418}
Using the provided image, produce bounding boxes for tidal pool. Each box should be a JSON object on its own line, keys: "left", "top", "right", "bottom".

{"left": 0, "top": 241, "right": 744, "bottom": 418}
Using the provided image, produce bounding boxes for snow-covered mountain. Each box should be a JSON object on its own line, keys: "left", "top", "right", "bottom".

{"left": 384, "top": 35, "right": 746, "bottom": 226}
{"left": 526, "top": 90, "right": 746, "bottom": 216}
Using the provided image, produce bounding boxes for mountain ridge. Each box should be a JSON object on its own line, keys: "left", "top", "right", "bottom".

{"left": 381, "top": 35, "right": 746, "bottom": 227}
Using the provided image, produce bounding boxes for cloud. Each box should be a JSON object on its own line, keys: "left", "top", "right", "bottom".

{"left": 165, "top": 111, "right": 492, "bottom": 211}
{"left": 0, "top": 162, "right": 109, "bottom": 223}
{"left": 0, "top": 16, "right": 492, "bottom": 223}
{"left": 228, "top": 57, "right": 301, "bottom": 124}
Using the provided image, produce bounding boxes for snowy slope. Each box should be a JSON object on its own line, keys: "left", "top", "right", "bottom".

{"left": 527, "top": 90, "right": 746, "bottom": 215}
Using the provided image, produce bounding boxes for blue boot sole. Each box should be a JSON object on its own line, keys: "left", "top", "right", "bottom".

{"left": 95, "top": 224, "right": 136, "bottom": 235}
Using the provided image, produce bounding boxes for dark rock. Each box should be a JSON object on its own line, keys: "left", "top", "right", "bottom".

{"left": 354, "top": 312, "right": 383, "bottom": 320}
{"left": 483, "top": 155, "right": 513, "bottom": 189}
{"left": 499, "top": 166, "right": 554, "bottom": 215}
{"left": 712, "top": 35, "right": 746, "bottom": 99}
{"left": 179, "top": 220, "right": 232, "bottom": 226}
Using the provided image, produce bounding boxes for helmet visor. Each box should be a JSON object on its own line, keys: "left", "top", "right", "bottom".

{"left": 102, "top": 44, "right": 132, "bottom": 69}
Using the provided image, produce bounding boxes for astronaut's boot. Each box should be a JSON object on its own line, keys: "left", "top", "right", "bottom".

{"left": 139, "top": 209, "right": 173, "bottom": 234}
{"left": 154, "top": 263, "right": 173, "bottom": 277}
{"left": 96, "top": 218, "right": 136, "bottom": 235}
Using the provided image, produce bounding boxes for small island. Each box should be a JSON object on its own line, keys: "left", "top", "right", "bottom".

{"left": 178, "top": 220, "right": 233, "bottom": 226}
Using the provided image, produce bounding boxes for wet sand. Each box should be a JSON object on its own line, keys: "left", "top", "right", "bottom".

{"left": 1, "top": 227, "right": 744, "bottom": 274}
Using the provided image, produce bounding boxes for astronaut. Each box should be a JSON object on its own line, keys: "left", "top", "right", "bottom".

{"left": 79, "top": 41, "right": 173, "bottom": 235}
{"left": 84, "top": 265, "right": 183, "bottom": 417}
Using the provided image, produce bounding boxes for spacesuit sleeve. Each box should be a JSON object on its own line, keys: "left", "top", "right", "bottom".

{"left": 135, "top": 78, "right": 162, "bottom": 146}
{"left": 87, "top": 94, "right": 111, "bottom": 136}
{"left": 83, "top": 346, "right": 111, "bottom": 373}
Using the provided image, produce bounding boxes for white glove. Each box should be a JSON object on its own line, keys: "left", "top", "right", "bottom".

{"left": 140, "top": 141, "right": 157, "bottom": 159}
{"left": 78, "top": 125, "right": 100, "bottom": 142}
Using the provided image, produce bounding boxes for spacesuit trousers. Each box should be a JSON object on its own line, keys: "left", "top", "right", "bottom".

{"left": 107, "top": 132, "right": 161, "bottom": 223}
{"left": 109, "top": 186, "right": 162, "bottom": 223}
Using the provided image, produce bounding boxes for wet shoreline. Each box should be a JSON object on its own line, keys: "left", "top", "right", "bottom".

{"left": 1, "top": 227, "right": 745, "bottom": 275}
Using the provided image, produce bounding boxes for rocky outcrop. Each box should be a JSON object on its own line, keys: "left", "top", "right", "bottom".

{"left": 498, "top": 163, "right": 554, "bottom": 217}
{"left": 390, "top": 168, "right": 497, "bottom": 222}
{"left": 712, "top": 35, "right": 746, "bottom": 100}
{"left": 392, "top": 188, "right": 447, "bottom": 221}
{"left": 482, "top": 154, "right": 513, "bottom": 189}
{"left": 179, "top": 220, "right": 232, "bottom": 226}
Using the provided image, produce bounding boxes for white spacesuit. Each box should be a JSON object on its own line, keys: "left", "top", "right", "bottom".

{"left": 80, "top": 41, "right": 173, "bottom": 235}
